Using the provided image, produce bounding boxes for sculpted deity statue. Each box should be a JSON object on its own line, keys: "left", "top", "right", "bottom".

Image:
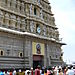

{"left": 40, "top": 9, "right": 43, "bottom": 19}
{"left": 5, "top": 13, "right": 9, "bottom": 25}
{"left": 21, "top": 18, "right": 25, "bottom": 25}
{"left": 43, "top": 26, "right": 46, "bottom": 36}
{"left": 5, "top": 13, "right": 9, "bottom": 19}
{"left": 30, "top": 21, "right": 34, "bottom": 32}
{"left": 17, "top": 16, "right": 21, "bottom": 23}
{"left": 21, "top": 2, "right": 24, "bottom": 14}
{"left": 10, "top": 14, "right": 16, "bottom": 27}
{"left": 30, "top": 4, "right": 32, "bottom": 15}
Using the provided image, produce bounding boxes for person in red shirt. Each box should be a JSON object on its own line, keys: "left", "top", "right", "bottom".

{"left": 35, "top": 65, "right": 40, "bottom": 75}
{"left": 9, "top": 70, "right": 12, "bottom": 75}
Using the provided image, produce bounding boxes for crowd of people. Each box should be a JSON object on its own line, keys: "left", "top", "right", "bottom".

{"left": 0, "top": 65, "right": 75, "bottom": 75}
{"left": 34, "top": 65, "right": 75, "bottom": 75}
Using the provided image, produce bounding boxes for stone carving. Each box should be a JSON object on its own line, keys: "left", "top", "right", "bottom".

{"left": 30, "top": 4, "right": 32, "bottom": 15}
{"left": 17, "top": 0, "right": 20, "bottom": 12}
{"left": 21, "top": 18, "right": 25, "bottom": 25}
{"left": 0, "top": 10, "right": 4, "bottom": 16}
{"left": 1, "top": 0, "right": 5, "bottom": 7}
{"left": 47, "top": 27, "right": 50, "bottom": 37}
{"left": 11, "top": 0, "right": 16, "bottom": 11}
{"left": 5, "top": 13, "right": 9, "bottom": 19}
{"left": 43, "top": 25, "right": 46, "bottom": 36}
{"left": 51, "top": 17, "right": 55, "bottom": 25}
{"left": 17, "top": 16, "right": 21, "bottom": 28}
{"left": 17, "top": 16, "right": 21, "bottom": 23}
{"left": 50, "top": 28, "right": 53, "bottom": 38}
{"left": 55, "top": 30, "right": 59, "bottom": 40}
{"left": 21, "top": 2, "right": 24, "bottom": 14}
{"left": 7, "top": 0, "right": 11, "bottom": 9}
{"left": 10, "top": 14, "right": 16, "bottom": 27}
{"left": 30, "top": 21, "right": 34, "bottom": 32}
{"left": 21, "top": 18, "right": 26, "bottom": 30}
{"left": 5, "top": 13, "right": 9, "bottom": 25}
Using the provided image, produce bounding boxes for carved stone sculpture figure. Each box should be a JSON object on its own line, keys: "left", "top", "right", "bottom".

{"left": 30, "top": 21, "right": 34, "bottom": 32}
{"left": 30, "top": 4, "right": 32, "bottom": 15}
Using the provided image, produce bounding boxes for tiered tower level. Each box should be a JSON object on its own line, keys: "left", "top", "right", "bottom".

{"left": 0, "top": 0, "right": 58, "bottom": 39}
{"left": 0, "top": 0, "right": 65, "bottom": 69}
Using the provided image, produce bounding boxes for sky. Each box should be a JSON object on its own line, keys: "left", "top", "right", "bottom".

{"left": 49, "top": 0, "right": 75, "bottom": 64}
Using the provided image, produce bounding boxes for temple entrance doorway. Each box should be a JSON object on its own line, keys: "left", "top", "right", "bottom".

{"left": 33, "top": 55, "right": 44, "bottom": 69}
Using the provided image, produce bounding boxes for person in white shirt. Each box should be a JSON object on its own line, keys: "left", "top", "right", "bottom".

{"left": 66, "top": 66, "right": 74, "bottom": 75}
{"left": 25, "top": 69, "right": 31, "bottom": 75}
{"left": 13, "top": 70, "right": 16, "bottom": 75}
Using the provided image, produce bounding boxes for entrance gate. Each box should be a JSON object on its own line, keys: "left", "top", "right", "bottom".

{"left": 33, "top": 55, "right": 44, "bottom": 69}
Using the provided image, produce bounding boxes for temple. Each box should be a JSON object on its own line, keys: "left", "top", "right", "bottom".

{"left": 0, "top": 0, "right": 65, "bottom": 69}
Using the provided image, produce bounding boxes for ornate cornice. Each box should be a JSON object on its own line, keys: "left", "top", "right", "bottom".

{"left": 0, "top": 27, "right": 65, "bottom": 45}
{"left": 0, "top": 6, "right": 26, "bottom": 18}
{"left": 26, "top": 15, "right": 57, "bottom": 29}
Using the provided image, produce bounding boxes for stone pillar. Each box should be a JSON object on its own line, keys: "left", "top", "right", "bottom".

{"left": 17, "top": 0, "right": 20, "bottom": 13}
{"left": 17, "top": 16, "right": 21, "bottom": 30}
{"left": 21, "top": 2, "right": 25, "bottom": 15}
{"left": 49, "top": 28, "right": 52, "bottom": 38}
{"left": 10, "top": 14, "right": 16, "bottom": 28}
{"left": 0, "top": 10, "right": 4, "bottom": 25}
{"left": 28, "top": 40, "right": 33, "bottom": 68}
{"left": 46, "top": 44, "right": 51, "bottom": 66}
{"left": 25, "top": 4, "right": 27, "bottom": 14}
{"left": 5, "top": 13, "right": 9, "bottom": 27}
{"left": 24, "top": 39, "right": 33, "bottom": 68}
{"left": 7, "top": 0, "right": 11, "bottom": 10}
{"left": 55, "top": 30, "right": 59, "bottom": 40}
{"left": 1, "top": 0, "right": 5, "bottom": 8}
{"left": 11, "top": 0, "right": 16, "bottom": 11}
{"left": 0, "top": 0, "right": 2, "bottom": 6}
{"left": 44, "top": 44, "right": 47, "bottom": 67}
{"left": 47, "top": 27, "right": 50, "bottom": 37}
{"left": 21, "top": 18, "right": 26, "bottom": 31}
{"left": 26, "top": 20, "right": 30, "bottom": 32}
{"left": 52, "top": 29, "right": 54, "bottom": 39}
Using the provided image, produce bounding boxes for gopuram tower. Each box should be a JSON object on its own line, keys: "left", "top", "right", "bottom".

{"left": 0, "top": 0, "right": 65, "bottom": 69}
